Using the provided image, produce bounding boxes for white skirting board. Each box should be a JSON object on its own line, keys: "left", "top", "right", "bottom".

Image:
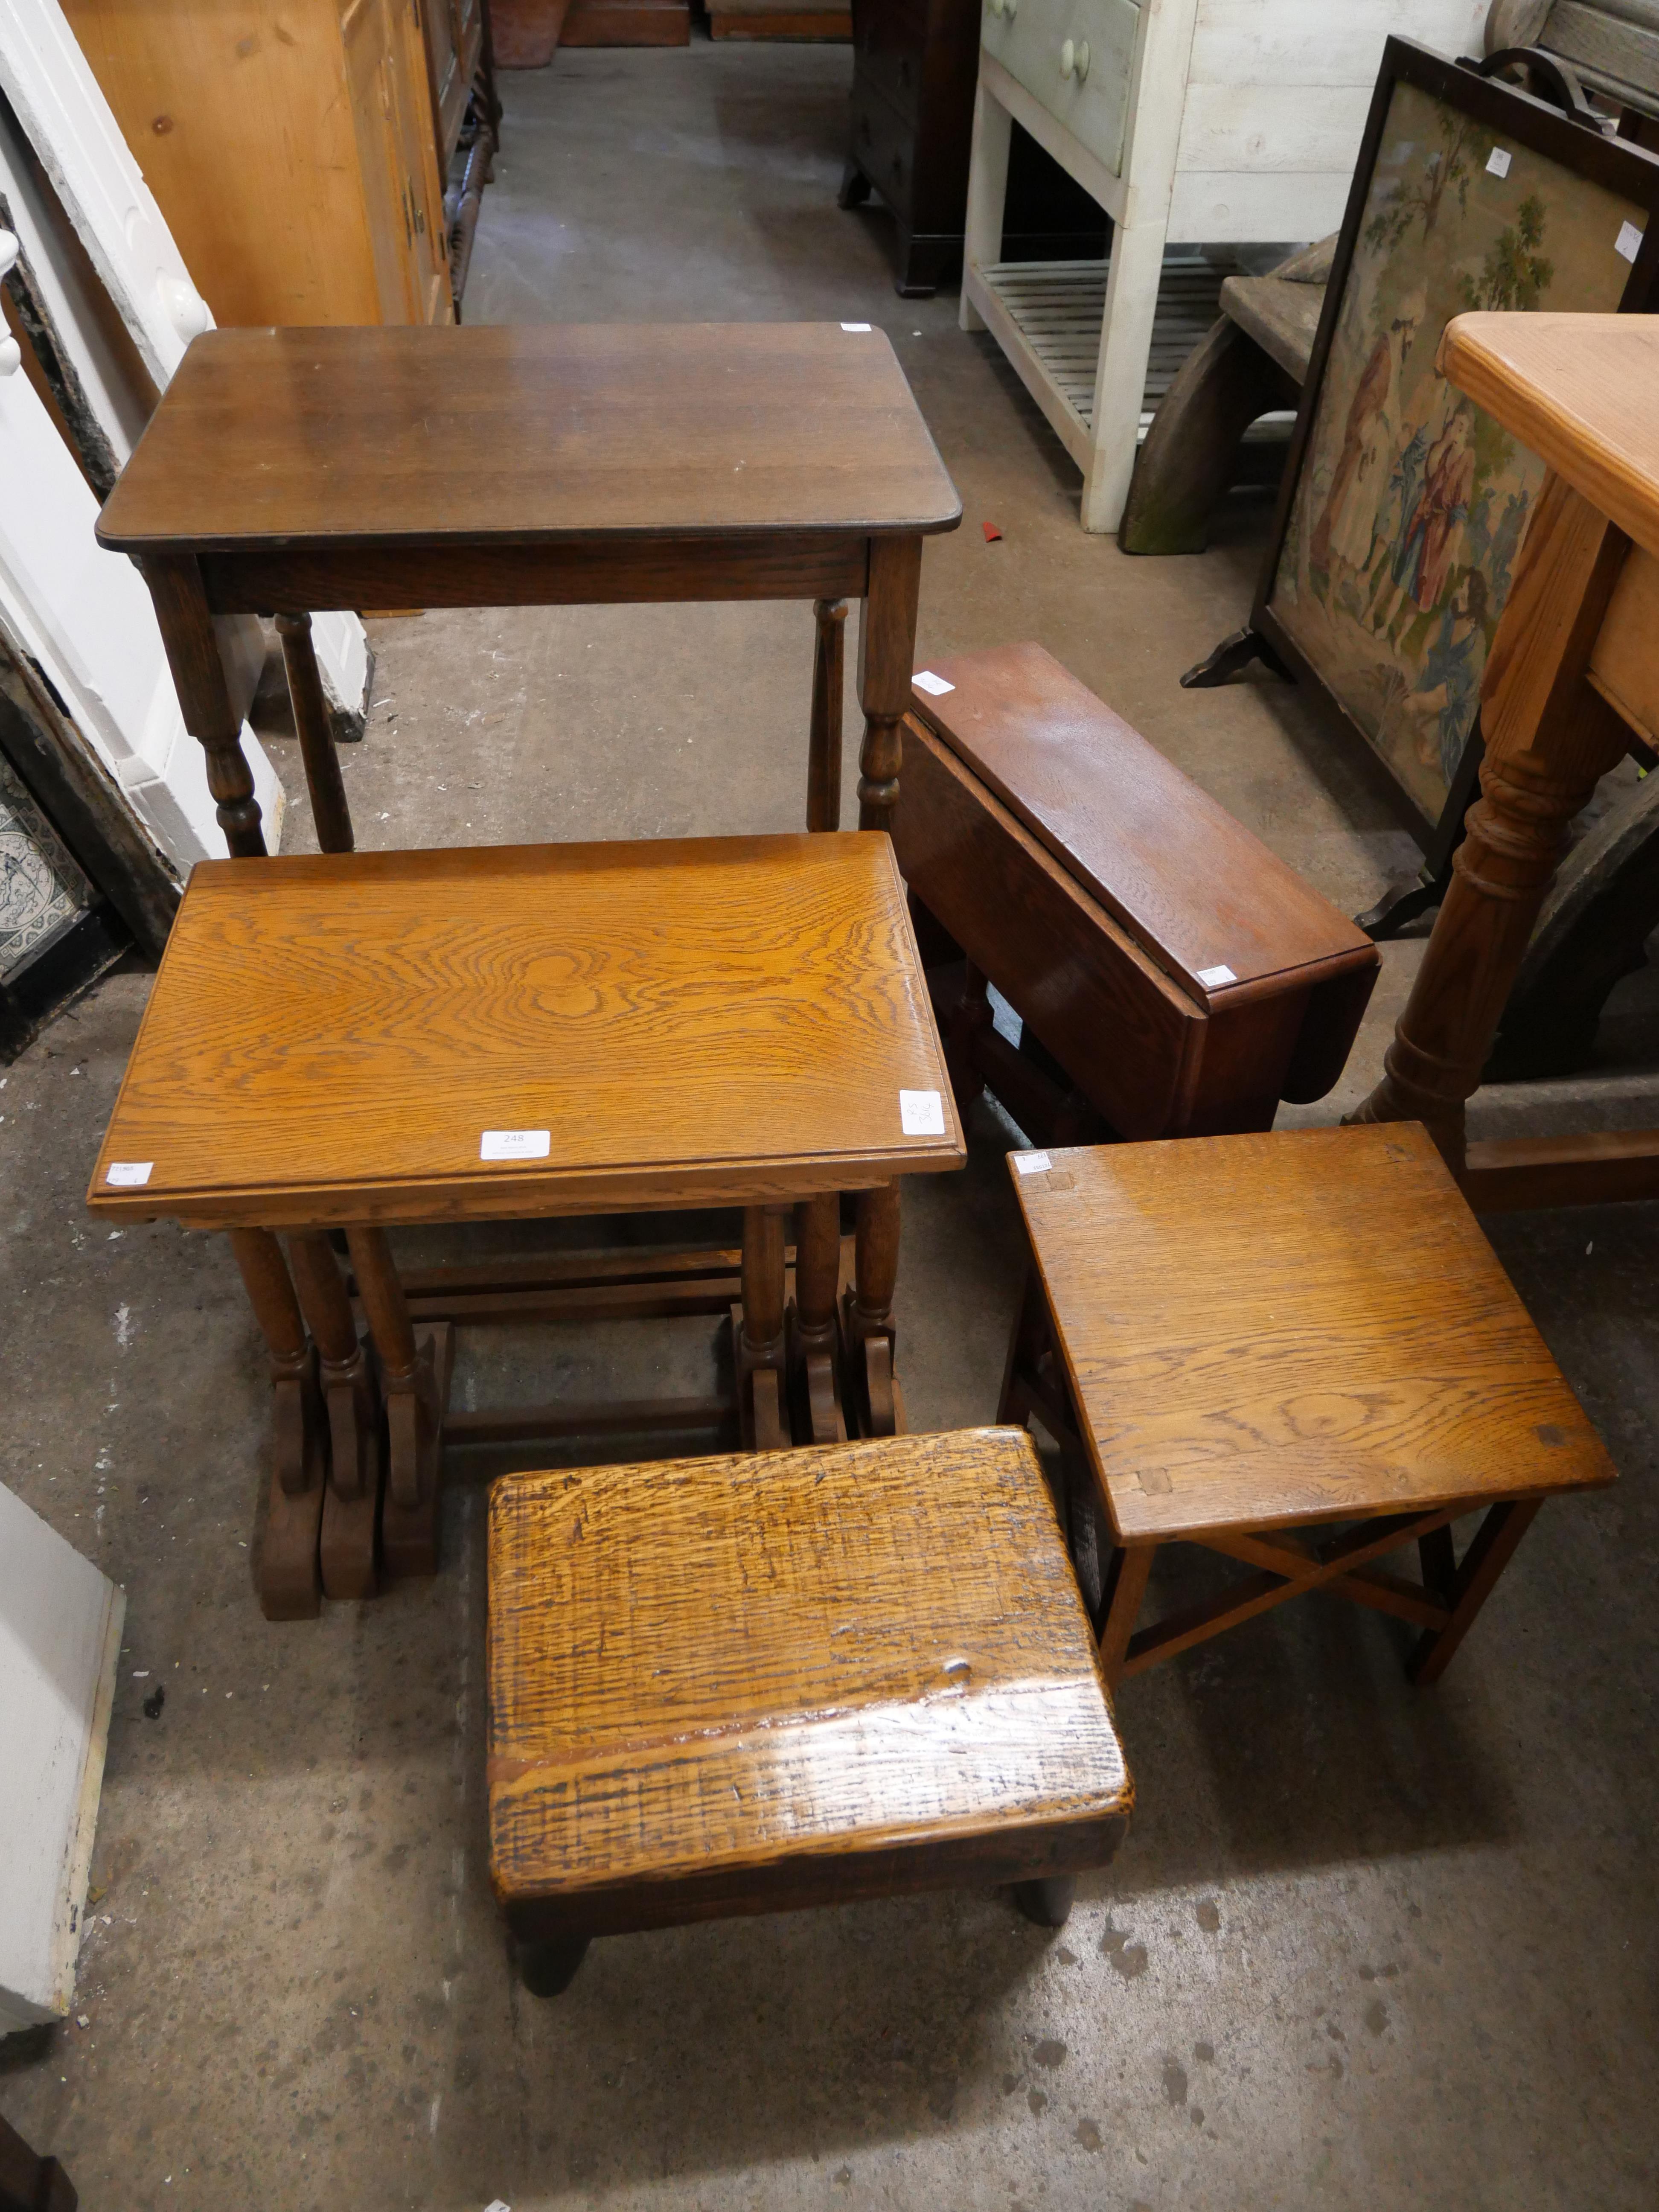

{"left": 0, "top": 1484, "right": 124, "bottom": 2034}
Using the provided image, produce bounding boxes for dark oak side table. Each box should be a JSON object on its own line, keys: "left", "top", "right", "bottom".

{"left": 94, "top": 321, "right": 963, "bottom": 859}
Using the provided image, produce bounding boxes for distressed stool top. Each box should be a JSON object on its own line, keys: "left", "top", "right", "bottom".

{"left": 1013, "top": 1123, "right": 1617, "bottom": 1544}
{"left": 487, "top": 1429, "right": 1132, "bottom": 1912}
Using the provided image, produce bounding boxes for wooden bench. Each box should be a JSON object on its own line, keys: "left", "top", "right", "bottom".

{"left": 999, "top": 1124, "right": 1616, "bottom": 1687}
{"left": 87, "top": 832, "right": 963, "bottom": 1619}
{"left": 891, "top": 643, "right": 1379, "bottom": 1147}
{"left": 487, "top": 1429, "right": 1133, "bottom": 1994}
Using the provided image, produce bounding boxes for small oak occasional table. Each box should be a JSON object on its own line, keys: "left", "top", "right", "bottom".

{"left": 87, "top": 833, "right": 963, "bottom": 1619}
{"left": 999, "top": 1123, "right": 1615, "bottom": 1688}
{"left": 1349, "top": 312, "right": 1659, "bottom": 1211}
{"left": 93, "top": 321, "right": 962, "bottom": 862}
{"left": 488, "top": 1429, "right": 1134, "bottom": 1993}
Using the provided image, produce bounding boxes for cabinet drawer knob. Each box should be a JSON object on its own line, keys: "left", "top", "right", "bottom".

{"left": 1060, "top": 36, "right": 1089, "bottom": 81}
{"left": 0, "top": 334, "right": 20, "bottom": 378}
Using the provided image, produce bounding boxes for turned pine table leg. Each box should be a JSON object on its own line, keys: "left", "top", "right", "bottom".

{"left": 806, "top": 597, "right": 847, "bottom": 832}
{"left": 142, "top": 552, "right": 267, "bottom": 858}
{"left": 1349, "top": 477, "right": 1634, "bottom": 1167}
{"left": 736, "top": 1204, "right": 789, "bottom": 1452}
{"left": 790, "top": 1191, "right": 846, "bottom": 1445}
{"left": 276, "top": 612, "right": 355, "bottom": 854}
{"left": 857, "top": 535, "right": 923, "bottom": 834}
{"left": 843, "top": 1182, "right": 902, "bottom": 1436}
{"left": 229, "top": 1227, "right": 323, "bottom": 1618}
{"left": 288, "top": 1230, "right": 381, "bottom": 1599}
{"left": 346, "top": 1226, "right": 450, "bottom": 1578}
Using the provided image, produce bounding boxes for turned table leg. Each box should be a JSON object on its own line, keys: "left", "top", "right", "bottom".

{"left": 346, "top": 1226, "right": 451, "bottom": 1578}
{"left": 806, "top": 597, "right": 847, "bottom": 832}
{"left": 790, "top": 1192, "right": 846, "bottom": 1445}
{"left": 736, "top": 1204, "right": 789, "bottom": 1452}
{"left": 276, "top": 612, "right": 355, "bottom": 854}
{"left": 288, "top": 1231, "right": 381, "bottom": 1598}
{"left": 142, "top": 552, "right": 267, "bottom": 858}
{"left": 1349, "top": 477, "right": 1633, "bottom": 1166}
{"left": 229, "top": 1228, "right": 323, "bottom": 1618}
{"left": 858, "top": 535, "right": 923, "bottom": 835}
{"left": 842, "top": 1182, "right": 902, "bottom": 1436}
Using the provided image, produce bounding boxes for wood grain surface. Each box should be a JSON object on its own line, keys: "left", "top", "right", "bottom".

{"left": 97, "top": 324, "right": 962, "bottom": 552}
{"left": 88, "top": 834, "right": 963, "bottom": 1227}
{"left": 907, "top": 643, "right": 1377, "bottom": 1003}
{"left": 487, "top": 1429, "right": 1131, "bottom": 1919}
{"left": 1440, "top": 313, "right": 1659, "bottom": 561}
{"left": 1013, "top": 1124, "right": 1617, "bottom": 1543}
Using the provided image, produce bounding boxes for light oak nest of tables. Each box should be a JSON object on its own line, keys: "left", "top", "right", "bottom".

{"left": 999, "top": 1123, "right": 1615, "bottom": 1688}
{"left": 93, "top": 321, "right": 963, "bottom": 862}
{"left": 87, "top": 834, "right": 964, "bottom": 1618}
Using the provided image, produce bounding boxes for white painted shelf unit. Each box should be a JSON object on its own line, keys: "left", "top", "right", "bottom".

{"left": 960, "top": 0, "right": 1491, "bottom": 531}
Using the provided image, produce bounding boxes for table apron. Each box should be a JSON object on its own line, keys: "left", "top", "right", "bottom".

{"left": 198, "top": 535, "right": 874, "bottom": 614}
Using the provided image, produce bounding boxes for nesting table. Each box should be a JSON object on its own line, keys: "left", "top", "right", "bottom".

{"left": 93, "top": 321, "right": 963, "bottom": 858}
{"left": 88, "top": 832, "right": 964, "bottom": 1617}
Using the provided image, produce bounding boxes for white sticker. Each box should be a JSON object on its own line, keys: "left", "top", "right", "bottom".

{"left": 1196, "top": 964, "right": 1237, "bottom": 989}
{"left": 913, "top": 670, "right": 955, "bottom": 696}
{"left": 841, "top": 321, "right": 872, "bottom": 332}
{"left": 480, "top": 1129, "right": 550, "bottom": 1161}
{"left": 105, "top": 1161, "right": 153, "bottom": 1187}
{"left": 899, "top": 1089, "right": 946, "bottom": 1136}
{"left": 1014, "top": 1152, "right": 1052, "bottom": 1176}
{"left": 1616, "top": 220, "right": 1645, "bottom": 264}
{"left": 1487, "top": 147, "right": 1512, "bottom": 179}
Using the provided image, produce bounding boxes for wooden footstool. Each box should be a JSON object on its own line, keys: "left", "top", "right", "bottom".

{"left": 487, "top": 1429, "right": 1134, "bottom": 1992}
{"left": 87, "top": 833, "right": 962, "bottom": 1619}
{"left": 892, "top": 643, "right": 1379, "bottom": 1146}
{"left": 998, "top": 1124, "right": 1615, "bottom": 1687}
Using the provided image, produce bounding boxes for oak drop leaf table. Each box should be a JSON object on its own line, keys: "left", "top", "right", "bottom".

{"left": 999, "top": 1124, "right": 1615, "bottom": 1688}
{"left": 87, "top": 833, "right": 964, "bottom": 1619}
{"left": 93, "top": 322, "right": 963, "bottom": 860}
{"left": 487, "top": 1429, "right": 1134, "bottom": 1992}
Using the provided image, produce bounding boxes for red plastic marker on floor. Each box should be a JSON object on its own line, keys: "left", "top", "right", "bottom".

{"left": 983, "top": 521, "right": 1004, "bottom": 541}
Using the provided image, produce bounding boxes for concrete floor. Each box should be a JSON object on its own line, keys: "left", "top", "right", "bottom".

{"left": 5, "top": 37, "right": 1659, "bottom": 2212}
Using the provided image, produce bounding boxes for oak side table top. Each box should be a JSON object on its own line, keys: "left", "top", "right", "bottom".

{"left": 95, "top": 323, "right": 964, "bottom": 553}
{"left": 88, "top": 832, "right": 964, "bottom": 1229}
{"left": 1013, "top": 1122, "right": 1616, "bottom": 1546}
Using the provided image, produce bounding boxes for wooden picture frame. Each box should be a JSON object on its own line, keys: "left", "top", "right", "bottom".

{"left": 1252, "top": 37, "right": 1659, "bottom": 865}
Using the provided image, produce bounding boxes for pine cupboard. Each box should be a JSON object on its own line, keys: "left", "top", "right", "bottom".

{"left": 61, "top": 0, "right": 454, "bottom": 327}
{"left": 961, "top": 0, "right": 1490, "bottom": 530}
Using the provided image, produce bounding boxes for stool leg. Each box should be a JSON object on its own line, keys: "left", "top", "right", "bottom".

{"left": 276, "top": 612, "right": 355, "bottom": 854}
{"left": 857, "top": 535, "right": 922, "bottom": 834}
{"left": 1409, "top": 1499, "right": 1542, "bottom": 1686}
{"left": 806, "top": 597, "right": 847, "bottom": 832}
{"left": 843, "top": 1183, "right": 901, "bottom": 1436}
{"left": 288, "top": 1231, "right": 382, "bottom": 1600}
{"left": 347, "top": 1227, "right": 449, "bottom": 1578}
{"left": 1013, "top": 1876, "right": 1077, "bottom": 1929}
{"left": 791, "top": 1192, "right": 846, "bottom": 1445}
{"left": 516, "top": 1934, "right": 591, "bottom": 1997}
{"left": 737, "top": 1204, "right": 788, "bottom": 1452}
{"left": 229, "top": 1228, "right": 323, "bottom": 1620}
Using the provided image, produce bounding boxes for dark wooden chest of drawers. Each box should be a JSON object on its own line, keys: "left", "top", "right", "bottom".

{"left": 839, "top": 0, "right": 981, "bottom": 298}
